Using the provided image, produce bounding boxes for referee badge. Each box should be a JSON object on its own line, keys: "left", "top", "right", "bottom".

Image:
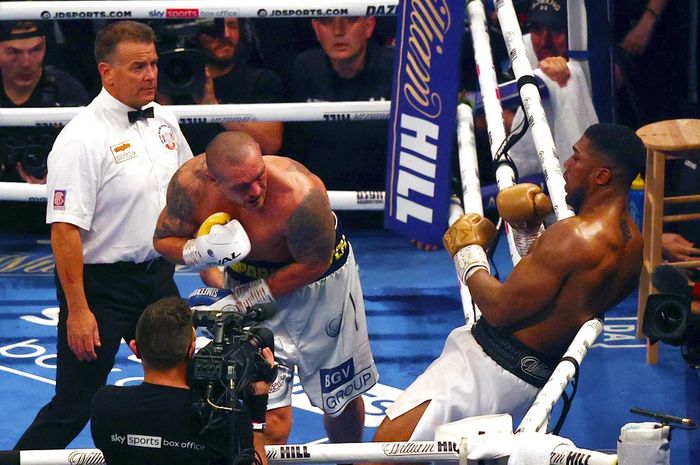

{"left": 158, "top": 125, "right": 178, "bottom": 151}
{"left": 52, "top": 190, "right": 66, "bottom": 210}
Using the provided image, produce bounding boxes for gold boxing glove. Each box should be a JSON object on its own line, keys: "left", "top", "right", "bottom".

{"left": 443, "top": 214, "right": 497, "bottom": 283}
{"left": 443, "top": 213, "right": 497, "bottom": 257}
{"left": 496, "top": 183, "right": 552, "bottom": 229}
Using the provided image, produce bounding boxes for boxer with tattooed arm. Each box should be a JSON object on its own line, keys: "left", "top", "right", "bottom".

{"left": 153, "top": 130, "right": 378, "bottom": 445}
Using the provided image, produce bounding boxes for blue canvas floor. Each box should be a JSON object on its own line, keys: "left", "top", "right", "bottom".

{"left": 0, "top": 229, "right": 698, "bottom": 463}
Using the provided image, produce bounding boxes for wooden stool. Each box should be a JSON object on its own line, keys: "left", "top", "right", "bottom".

{"left": 636, "top": 119, "right": 700, "bottom": 364}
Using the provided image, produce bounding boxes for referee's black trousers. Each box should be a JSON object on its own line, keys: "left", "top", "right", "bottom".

{"left": 14, "top": 258, "right": 178, "bottom": 450}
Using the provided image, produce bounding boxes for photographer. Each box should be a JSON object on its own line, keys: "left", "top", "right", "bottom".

{"left": 157, "top": 18, "right": 284, "bottom": 155}
{"left": 0, "top": 20, "right": 89, "bottom": 232}
{"left": 90, "top": 296, "right": 273, "bottom": 465}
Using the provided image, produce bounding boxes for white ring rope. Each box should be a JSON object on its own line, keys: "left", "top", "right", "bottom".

{"left": 454, "top": 104, "right": 484, "bottom": 325}
{"left": 0, "top": 101, "right": 391, "bottom": 127}
{"left": 0, "top": 1, "right": 399, "bottom": 20}
{"left": 492, "top": 0, "right": 574, "bottom": 221}
{"left": 517, "top": 318, "right": 603, "bottom": 434}
{"left": 0, "top": 182, "right": 384, "bottom": 210}
{"left": 2, "top": 441, "right": 617, "bottom": 465}
{"left": 467, "top": 0, "right": 522, "bottom": 267}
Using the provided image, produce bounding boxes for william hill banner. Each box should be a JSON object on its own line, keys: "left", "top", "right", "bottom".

{"left": 385, "top": 0, "right": 464, "bottom": 245}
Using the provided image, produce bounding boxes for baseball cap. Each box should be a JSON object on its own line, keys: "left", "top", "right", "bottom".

{"left": 0, "top": 21, "right": 46, "bottom": 42}
{"left": 527, "top": 0, "right": 567, "bottom": 33}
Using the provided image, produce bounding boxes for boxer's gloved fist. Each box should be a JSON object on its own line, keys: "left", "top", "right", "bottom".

{"left": 496, "top": 183, "right": 552, "bottom": 229}
{"left": 443, "top": 213, "right": 497, "bottom": 256}
{"left": 182, "top": 212, "right": 251, "bottom": 268}
{"left": 496, "top": 184, "right": 551, "bottom": 256}
{"left": 443, "top": 213, "right": 496, "bottom": 283}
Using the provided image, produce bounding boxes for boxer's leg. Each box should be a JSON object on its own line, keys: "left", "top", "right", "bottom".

{"left": 324, "top": 396, "right": 365, "bottom": 443}
{"left": 264, "top": 406, "right": 292, "bottom": 445}
{"left": 373, "top": 400, "right": 430, "bottom": 441}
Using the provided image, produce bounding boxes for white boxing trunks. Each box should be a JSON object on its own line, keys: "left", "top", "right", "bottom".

{"left": 386, "top": 322, "right": 547, "bottom": 440}
{"left": 225, "top": 242, "right": 378, "bottom": 417}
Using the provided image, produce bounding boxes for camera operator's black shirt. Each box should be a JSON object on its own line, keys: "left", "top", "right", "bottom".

{"left": 91, "top": 383, "right": 220, "bottom": 465}
{"left": 174, "top": 63, "right": 284, "bottom": 154}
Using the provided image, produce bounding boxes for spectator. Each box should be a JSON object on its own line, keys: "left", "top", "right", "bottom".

{"left": 287, "top": 16, "right": 393, "bottom": 229}
{"left": 242, "top": 18, "right": 317, "bottom": 97}
{"left": 613, "top": 0, "right": 695, "bottom": 127}
{"left": 663, "top": 159, "right": 700, "bottom": 268}
{"left": 91, "top": 296, "right": 274, "bottom": 465}
{"left": 0, "top": 20, "right": 89, "bottom": 233}
{"left": 158, "top": 17, "right": 284, "bottom": 155}
{"left": 13, "top": 20, "right": 193, "bottom": 451}
{"left": 506, "top": 0, "right": 598, "bottom": 178}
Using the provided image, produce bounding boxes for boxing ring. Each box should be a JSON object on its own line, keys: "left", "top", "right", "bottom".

{"left": 0, "top": 1, "right": 684, "bottom": 464}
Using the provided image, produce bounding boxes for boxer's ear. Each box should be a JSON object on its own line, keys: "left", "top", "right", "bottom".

{"left": 128, "top": 340, "right": 141, "bottom": 359}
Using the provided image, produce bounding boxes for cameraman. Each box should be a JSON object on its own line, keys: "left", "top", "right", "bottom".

{"left": 157, "top": 18, "right": 284, "bottom": 155}
{"left": 90, "top": 296, "right": 273, "bottom": 465}
{"left": 0, "top": 20, "right": 89, "bottom": 233}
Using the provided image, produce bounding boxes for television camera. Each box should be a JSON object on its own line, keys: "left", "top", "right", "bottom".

{"left": 642, "top": 265, "right": 700, "bottom": 366}
{"left": 151, "top": 18, "right": 227, "bottom": 96}
{"left": 187, "top": 287, "right": 277, "bottom": 465}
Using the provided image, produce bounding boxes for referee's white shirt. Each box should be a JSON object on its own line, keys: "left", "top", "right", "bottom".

{"left": 46, "top": 88, "right": 193, "bottom": 264}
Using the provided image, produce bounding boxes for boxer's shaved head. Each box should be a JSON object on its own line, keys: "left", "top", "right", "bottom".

{"left": 205, "top": 130, "right": 260, "bottom": 178}
{"left": 205, "top": 130, "right": 268, "bottom": 209}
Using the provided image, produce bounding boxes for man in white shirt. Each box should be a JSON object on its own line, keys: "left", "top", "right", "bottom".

{"left": 14, "top": 20, "right": 193, "bottom": 450}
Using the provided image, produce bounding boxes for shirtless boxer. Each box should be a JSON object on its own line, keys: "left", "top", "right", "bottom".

{"left": 153, "top": 131, "right": 377, "bottom": 444}
{"left": 371, "top": 123, "right": 646, "bottom": 444}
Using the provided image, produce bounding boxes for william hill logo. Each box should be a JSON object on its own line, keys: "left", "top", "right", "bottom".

{"left": 278, "top": 445, "right": 310, "bottom": 460}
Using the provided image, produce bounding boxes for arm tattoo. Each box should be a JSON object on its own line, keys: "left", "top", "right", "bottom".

{"left": 153, "top": 168, "right": 203, "bottom": 239}
{"left": 287, "top": 188, "right": 335, "bottom": 262}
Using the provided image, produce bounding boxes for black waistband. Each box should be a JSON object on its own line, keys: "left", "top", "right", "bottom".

{"left": 225, "top": 213, "right": 350, "bottom": 284}
{"left": 472, "top": 318, "right": 560, "bottom": 388}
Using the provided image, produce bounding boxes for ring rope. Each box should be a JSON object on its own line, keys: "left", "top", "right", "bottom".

{"left": 493, "top": 0, "right": 574, "bottom": 222}
{"left": 0, "top": 1, "right": 398, "bottom": 20}
{"left": 467, "top": 0, "right": 522, "bottom": 267}
{"left": 2, "top": 439, "right": 616, "bottom": 465}
{"left": 454, "top": 104, "right": 484, "bottom": 324}
{"left": 0, "top": 101, "right": 390, "bottom": 127}
{"left": 516, "top": 318, "right": 603, "bottom": 434}
{"left": 0, "top": 182, "right": 385, "bottom": 210}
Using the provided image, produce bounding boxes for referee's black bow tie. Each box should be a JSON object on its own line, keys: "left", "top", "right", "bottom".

{"left": 127, "top": 106, "right": 154, "bottom": 123}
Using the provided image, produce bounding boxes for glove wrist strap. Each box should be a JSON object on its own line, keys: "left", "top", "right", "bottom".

{"left": 234, "top": 278, "right": 277, "bottom": 308}
{"left": 453, "top": 244, "right": 489, "bottom": 284}
{"left": 182, "top": 238, "right": 203, "bottom": 268}
{"left": 511, "top": 222, "right": 545, "bottom": 257}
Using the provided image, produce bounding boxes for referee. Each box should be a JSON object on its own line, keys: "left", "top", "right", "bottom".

{"left": 14, "top": 21, "right": 193, "bottom": 450}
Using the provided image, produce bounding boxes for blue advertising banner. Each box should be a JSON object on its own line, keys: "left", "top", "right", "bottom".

{"left": 384, "top": 0, "right": 465, "bottom": 246}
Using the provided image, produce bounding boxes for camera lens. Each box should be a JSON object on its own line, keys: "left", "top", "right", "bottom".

{"left": 657, "top": 303, "right": 685, "bottom": 333}
{"left": 157, "top": 49, "right": 206, "bottom": 96}
{"left": 164, "top": 57, "right": 196, "bottom": 88}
